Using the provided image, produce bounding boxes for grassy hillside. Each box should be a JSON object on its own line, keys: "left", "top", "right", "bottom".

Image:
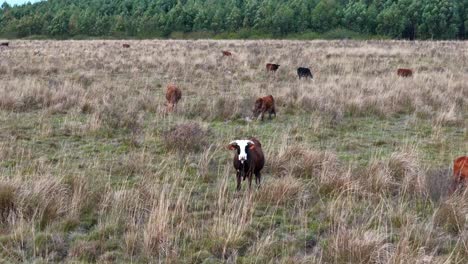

{"left": 0, "top": 39, "right": 467, "bottom": 263}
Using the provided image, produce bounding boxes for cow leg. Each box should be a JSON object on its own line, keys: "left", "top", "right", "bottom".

{"left": 255, "top": 172, "right": 261, "bottom": 189}
{"left": 248, "top": 172, "right": 253, "bottom": 191}
{"left": 236, "top": 171, "right": 242, "bottom": 191}
{"left": 257, "top": 112, "right": 263, "bottom": 121}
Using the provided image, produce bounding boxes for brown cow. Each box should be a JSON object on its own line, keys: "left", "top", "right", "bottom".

{"left": 451, "top": 156, "right": 468, "bottom": 193}
{"left": 397, "top": 68, "right": 413, "bottom": 77}
{"left": 253, "top": 95, "right": 276, "bottom": 121}
{"left": 266, "top": 63, "right": 280, "bottom": 72}
{"left": 228, "top": 137, "right": 265, "bottom": 191}
{"left": 0, "top": 42, "right": 9, "bottom": 47}
{"left": 222, "top": 51, "right": 232, "bottom": 56}
{"left": 122, "top": 44, "right": 130, "bottom": 48}
{"left": 165, "top": 84, "right": 182, "bottom": 112}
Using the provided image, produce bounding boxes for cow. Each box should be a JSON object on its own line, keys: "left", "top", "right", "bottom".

{"left": 450, "top": 156, "right": 468, "bottom": 193}
{"left": 253, "top": 95, "right": 276, "bottom": 121}
{"left": 397, "top": 68, "right": 413, "bottom": 77}
{"left": 165, "top": 84, "right": 182, "bottom": 112}
{"left": 266, "top": 63, "right": 280, "bottom": 72}
{"left": 122, "top": 44, "right": 130, "bottom": 48}
{"left": 222, "top": 51, "right": 232, "bottom": 56}
{"left": 297, "top": 67, "right": 313, "bottom": 79}
{"left": 228, "top": 137, "right": 265, "bottom": 191}
{"left": 0, "top": 42, "right": 9, "bottom": 47}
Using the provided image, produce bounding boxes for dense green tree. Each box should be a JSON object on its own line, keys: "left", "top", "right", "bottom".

{"left": 48, "top": 10, "right": 69, "bottom": 36}
{"left": 0, "top": 0, "right": 467, "bottom": 39}
{"left": 311, "top": 0, "right": 342, "bottom": 32}
{"left": 420, "top": 0, "right": 460, "bottom": 39}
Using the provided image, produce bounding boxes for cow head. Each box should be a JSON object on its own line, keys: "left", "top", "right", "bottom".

{"left": 229, "top": 140, "right": 255, "bottom": 164}
{"left": 252, "top": 98, "right": 264, "bottom": 115}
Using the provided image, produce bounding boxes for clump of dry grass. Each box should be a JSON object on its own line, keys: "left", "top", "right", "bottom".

{"left": 270, "top": 146, "right": 340, "bottom": 179}
{"left": 0, "top": 177, "right": 70, "bottom": 229}
{"left": 434, "top": 194, "right": 468, "bottom": 235}
{"left": 322, "top": 227, "right": 390, "bottom": 263}
{"left": 162, "top": 122, "right": 209, "bottom": 153}
{"left": 256, "top": 176, "right": 304, "bottom": 205}
{"left": 361, "top": 149, "right": 426, "bottom": 196}
{"left": 95, "top": 96, "right": 144, "bottom": 133}
{"left": 269, "top": 146, "right": 349, "bottom": 194}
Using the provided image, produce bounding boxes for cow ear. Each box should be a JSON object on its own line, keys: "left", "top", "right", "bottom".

{"left": 249, "top": 144, "right": 255, "bottom": 150}
{"left": 228, "top": 144, "right": 236, "bottom": 150}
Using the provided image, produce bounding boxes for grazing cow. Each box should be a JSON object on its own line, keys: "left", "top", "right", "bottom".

{"left": 228, "top": 137, "right": 265, "bottom": 191}
{"left": 397, "top": 68, "right": 413, "bottom": 77}
{"left": 451, "top": 156, "right": 468, "bottom": 193}
{"left": 297, "top": 67, "right": 313, "bottom": 79}
{"left": 222, "top": 51, "right": 232, "bottom": 56}
{"left": 0, "top": 42, "right": 9, "bottom": 47}
{"left": 122, "top": 44, "right": 130, "bottom": 48}
{"left": 165, "top": 84, "right": 182, "bottom": 112}
{"left": 266, "top": 63, "right": 280, "bottom": 72}
{"left": 253, "top": 95, "right": 276, "bottom": 121}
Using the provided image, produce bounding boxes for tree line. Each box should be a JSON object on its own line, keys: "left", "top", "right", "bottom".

{"left": 1, "top": 0, "right": 467, "bottom": 39}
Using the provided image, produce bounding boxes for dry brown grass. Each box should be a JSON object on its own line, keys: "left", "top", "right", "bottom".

{"left": 0, "top": 39, "right": 466, "bottom": 263}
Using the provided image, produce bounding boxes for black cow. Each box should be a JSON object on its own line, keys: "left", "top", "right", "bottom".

{"left": 0, "top": 42, "right": 9, "bottom": 47}
{"left": 297, "top": 67, "right": 313, "bottom": 79}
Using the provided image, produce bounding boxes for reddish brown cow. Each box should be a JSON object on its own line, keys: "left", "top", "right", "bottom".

{"left": 165, "top": 84, "right": 182, "bottom": 112}
{"left": 228, "top": 137, "right": 265, "bottom": 191}
{"left": 0, "top": 42, "right": 9, "bottom": 47}
{"left": 397, "top": 68, "right": 413, "bottom": 77}
{"left": 266, "top": 63, "right": 280, "bottom": 72}
{"left": 451, "top": 156, "right": 468, "bottom": 193}
{"left": 222, "top": 51, "right": 232, "bottom": 56}
{"left": 253, "top": 95, "right": 276, "bottom": 121}
{"left": 122, "top": 44, "right": 130, "bottom": 48}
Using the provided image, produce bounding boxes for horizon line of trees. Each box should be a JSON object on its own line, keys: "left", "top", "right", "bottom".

{"left": 1, "top": 0, "right": 467, "bottom": 39}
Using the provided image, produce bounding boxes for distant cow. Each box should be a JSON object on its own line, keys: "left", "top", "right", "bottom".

{"left": 165, "top": 84, "right": 182, "bottom": 112}
{"left": 266, "top": 63, "right": 280, "bottom": 72}
{"left": 228, "top": 137, "right": 265, "bottom": 191}
{"left": 122, "top": 44, "right": 130, "bottom": 48}
{"left": 222, "top": 51, "right": 232, "bottom": 56}
{"left": 297, "top": 67, "right": 313, "bottom": 79}
{"left": 451, "top": 156, "right": 468, "bottom": 193}
{"left": 397, "top": 68, "right": 413, "bottom": 77}
{"left": 0, "top": 42, "right": 9, "bottom": 47}
{"left": 253, "top": 95, "right": 276, "bottom": 121}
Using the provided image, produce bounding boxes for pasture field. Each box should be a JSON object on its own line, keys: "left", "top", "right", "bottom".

{"left": 0, "top": 40, "right": 467, "bottom": 263}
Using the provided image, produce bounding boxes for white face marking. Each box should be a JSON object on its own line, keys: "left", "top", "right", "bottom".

{"left": 230, "top": 140, "right": 254, "bottom": 164}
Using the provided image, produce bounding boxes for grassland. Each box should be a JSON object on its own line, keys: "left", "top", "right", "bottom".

{"left": 0, "top": 39, "right": 467, "bottom": 263}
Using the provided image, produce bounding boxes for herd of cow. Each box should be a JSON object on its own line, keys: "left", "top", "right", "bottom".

{"left": 2, "top": 42, "right": 465, "bottom": 192}
{"left": 162, "top": 49, "right": 464, "bottom": 193}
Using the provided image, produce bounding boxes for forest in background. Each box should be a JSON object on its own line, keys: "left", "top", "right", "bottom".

{"left": 0, "top": 0, "right": 467, "bottom": 40}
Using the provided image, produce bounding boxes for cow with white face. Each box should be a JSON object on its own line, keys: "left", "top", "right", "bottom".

{"left": 228, "top": 137, "right": 265, "bottom": 191}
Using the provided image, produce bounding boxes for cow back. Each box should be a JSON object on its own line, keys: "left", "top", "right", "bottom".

{"left": 454, "top": 156, "right": 468, "bottom": 180}
{"left": 397, "top": 68, "right": 413, "bottom": 77}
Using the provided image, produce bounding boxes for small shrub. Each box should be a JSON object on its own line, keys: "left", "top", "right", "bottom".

{"left": 269, "top": 146, "right": 340, "bottom": 179}
{"left": 256, "top": 176, "right": 304, "bottom": 205}
{"left": 96, "top": 98, "right": 143, "bottom": 133}
{"left": 361, "top": 150, "right": 425, "bottom": 196}
{"left": 434, "top": 196, "right": 467, "bottom": 235}
{"left": 162, "top": 122, "right": 209, "bottom": 153}
{"left": 322, "top": 228, "right": 389, "bottom": 263}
